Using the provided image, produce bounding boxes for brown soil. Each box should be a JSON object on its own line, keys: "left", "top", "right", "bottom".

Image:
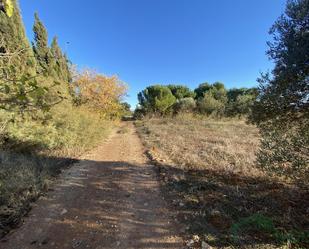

{"left": 1, "top": 122, "right": 184, "bottom": 249}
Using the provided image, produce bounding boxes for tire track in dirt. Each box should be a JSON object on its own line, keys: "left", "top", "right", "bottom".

{"left": 1, "top": 122, "right": 184, "bottom": 249}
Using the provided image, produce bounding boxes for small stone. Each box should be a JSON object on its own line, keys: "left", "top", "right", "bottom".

{"left": 201, "top": 241, "right": 212, "bottom": 249}
{"left": 60, "top": 208, "right": 68, "bottom": 215}
{"left": 186, "top": 239, "right": 194, "bottom": 247}
{"left": 192, "top": 235, "right": 200, "bottom": 242}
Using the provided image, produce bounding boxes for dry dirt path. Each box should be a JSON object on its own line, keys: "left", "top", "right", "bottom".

{"left": 1, "top": 122, "right": 184, "bottom": 249}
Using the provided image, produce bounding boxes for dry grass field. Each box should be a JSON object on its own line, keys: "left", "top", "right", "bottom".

{"left": 136, "top": 114, "right": 260, "bottom": 175}
{"left": 135, "top": 115, "right": 309, "bottom": 249}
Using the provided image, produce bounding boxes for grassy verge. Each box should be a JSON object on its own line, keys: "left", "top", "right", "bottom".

{"left": 0, "top": 104, "right": 113, "bottom": 237}
{"left": 135, "top": 114, "right": 309, "bottom": 249}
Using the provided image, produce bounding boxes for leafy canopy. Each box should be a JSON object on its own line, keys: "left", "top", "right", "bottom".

{"left": 138, "top": 85, "right": 176, "bottom": 114}
{"left": 167, "top": 84, "right": 195, "bottom": 99}
{"left": 251, "top": 0, "right": 309, "bottom": 181}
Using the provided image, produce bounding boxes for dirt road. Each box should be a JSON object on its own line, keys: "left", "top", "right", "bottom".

{"left": 1, "top": 123, "right": 183, "bottom": 249}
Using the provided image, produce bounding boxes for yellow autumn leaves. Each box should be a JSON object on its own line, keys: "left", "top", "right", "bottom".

{"left": 2, "top": 0, "right": 14, "bottom": 17}
{"left": 72, "top": 68, "right": 128, "bottom": 118}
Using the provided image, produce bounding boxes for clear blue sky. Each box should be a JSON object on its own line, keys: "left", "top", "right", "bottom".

{"left": 19, "top": 0, "right": 286, "bottom": 108}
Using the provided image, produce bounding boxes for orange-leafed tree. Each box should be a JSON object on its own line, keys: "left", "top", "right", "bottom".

{"left": 71, "top": 68, "right": 128, "bottom": 118}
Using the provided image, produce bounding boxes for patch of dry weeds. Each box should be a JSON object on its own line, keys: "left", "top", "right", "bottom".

{"left": 135, "top": 115, "right": 308, "bottom": 249}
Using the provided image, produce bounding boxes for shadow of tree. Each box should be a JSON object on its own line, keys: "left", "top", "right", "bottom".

{"left": 1, "top": 145, "right": 308, "bottom": 248}
{"left": 153, "top": 162, "right": 309, "bottom": 248}
{"left": 0, "top": 154, "right": 184, "bottom": 248}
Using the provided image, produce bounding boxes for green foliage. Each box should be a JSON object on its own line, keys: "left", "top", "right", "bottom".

{"left": 173, "top": 97, "right": 196, "bottom": 113}
{"left": 234, "top": 94, "right": 255, "bottom": 115}
{"left": 196, "top": 84, "right": 227, "bottom": 116}
{"left": 250, "top": 0, "right": 309, "bottom": 181}
{"left": 226, "top": 88, "right": 258, "bottom": 117}
{"left": 231, "top": 214, "right": 309, "bottom": 248}
{"left": 32, "top": 13, "right": 53, "bottom": 75}
{"left": 1, "top": 104, "right": 109, "bottom": 151}
{"left": 120, "top": 102, "right": 131, "bottom": 116}
{"left": 0, "top": 73, "right": 63, "bottom": 114}
{"left": 0, "top": 3, "right": 63, "bottom": 115}
{"left": 257, "top": 122, "right": 309, "bottom": 180}
{"left": 227, "top": 88, "right": 248, "bottom": 102}
{"left": 251, "top": 0, "right": 309, "bottom": 123}
{"left": 0, "top": 0, "right": 35, "bottom": 77}
{"left": 138, "top": 85, "right": 176, "bottom": 115}
{"left": 194, "top": 82, "right": 212, "bottom": 99}
{"left": 274, "top": 230, "right": 309, "bottom": 248}
{"left": 138, "top": 82, "right": 259, "bottom": 117}
{"left": 50, "top": 37, "right": 72, "bottom": 83}
{"left": 167, "top": 84, "right": 195, "bottom": 99}
{"left": 197, "top": 91, "right": 226, "bottom": 116}
{"left": 231, "top": 214, "right": 276, "bottom": 241}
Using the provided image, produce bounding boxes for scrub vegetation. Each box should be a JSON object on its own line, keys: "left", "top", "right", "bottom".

{"left": 0, "top": 0, "right": 128, "bottom": 237}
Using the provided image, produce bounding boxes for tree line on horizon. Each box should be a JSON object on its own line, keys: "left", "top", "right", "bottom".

{"left": 136, "top": 0, "right": 308, "bottom": 182}
{"left": 136, "top": 82, "right": 258, "bottom": 118}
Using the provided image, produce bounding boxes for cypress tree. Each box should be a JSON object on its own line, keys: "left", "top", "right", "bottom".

{"left": 0, "top": 0, "right": 35, "bottom": 77}
{"left": 32, "top": 12, "right": 53, "bottom": 75}
{"left": 63, "top": 53, "right": 72, "bottom": 83}
{"left": 50, "top": 36, "right": 71, "bottom": 82}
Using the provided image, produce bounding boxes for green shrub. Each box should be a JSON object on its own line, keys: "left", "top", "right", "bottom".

{"left": 173, "top": 97, "right": 196, "bottom": 114}
{"left": 226, "top": 88, "right": 258, "bottom": 117}
{"left": 197, "top": 91, "right": 225, "bottom": 116}
{"left": 231, "top": 214, "right": 309, "bottom": 247}
{"left": 257, "top": 122, "right": 309, "bottom": 181}
{"left": 231, "top": 214, "right": 276, "bottom": 240}
{"left": 194, "top": 82, "right": 212, "bottom": 99}
{"left": 0, "top": 102, "right": 111, "bottom": 153}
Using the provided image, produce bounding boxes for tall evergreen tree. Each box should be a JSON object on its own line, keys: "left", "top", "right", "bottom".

{"left": 32, "top": 12, "right": 53, "bottom": 75}
{"left": 0, "top": 1, "right": 63, "bottom": 114}
{"left": 50, "top": 36, "right": 71, "bottom": 82}
{"left": 0, "top": 0, "right": 35, "bottom": 77}
{"left": 63, "top": 53, "right": 72, "bottom": 83}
